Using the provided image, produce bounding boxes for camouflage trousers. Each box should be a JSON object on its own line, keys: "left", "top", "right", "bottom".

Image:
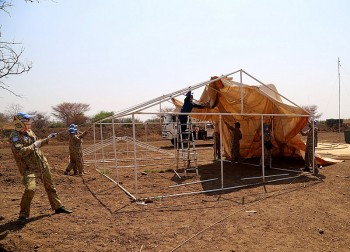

{"left": 264, "top": 146, "right": 272, "bottom": 166}
{"left": 65, "top": 155, "right": 84, "bottom": 175}
{"left": 20, "top": 168, "right": 62, "bottom": 218}
{"left": 231, "top": 142, "right": 240, "bottom": 162}
{"left": 304, "top": 145, "right": 317, "bottom": 169}
{"left": 259, "top": 147, "right": 272, "bottom": 167}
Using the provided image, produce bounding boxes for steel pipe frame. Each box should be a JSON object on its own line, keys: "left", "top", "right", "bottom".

{"left": 90, "top": 69, "right": 313, "bottom": 202}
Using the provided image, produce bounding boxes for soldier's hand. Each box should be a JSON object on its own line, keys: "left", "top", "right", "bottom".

{"left": 48, "top": 133, "right": 57, "bottom": 139}
{"left": 34, "top": 141, "right": 42, "bottom": 149}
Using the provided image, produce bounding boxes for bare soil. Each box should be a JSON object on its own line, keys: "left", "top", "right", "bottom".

{"left": 0, "top": 131, "right": 349, "bottom": 252}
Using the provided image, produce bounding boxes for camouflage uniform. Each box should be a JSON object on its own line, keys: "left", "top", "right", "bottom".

{"left": 304, "top": 127, "right": 318, "bottom": 169}
{"left": 231, "top": 127, "right": 242, "bottom": 162}
{"left": 65, "top": 130, "right": 88, "bottom": 175}
{"left": 214, "top": 132, "right": 221, "bottom": 159}
{"left": 10, "top": 129, "right": 63, "bottom": 218}
{"left": 263, "top": 130, "right": 272, "bottom": 167}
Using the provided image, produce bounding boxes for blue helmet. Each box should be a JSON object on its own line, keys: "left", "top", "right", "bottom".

{"left": 68, "top": 128, "right": 77, "bottom": 134}
{"left": 69, "top": 124, "right": 77, "bottom": 129}
{"left": 309, "top": 120, "right": 317, "bottom": 127}
{"left": 17, "top": 112, "right": 32, "bottom": 121}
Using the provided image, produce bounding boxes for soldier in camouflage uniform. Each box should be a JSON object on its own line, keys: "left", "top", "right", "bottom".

{"left": 226, "top": 121, "right": 242, "bottom": 163}
{"left": 9, "top": 112, "right": 72, "bottom": 224}
{"left": 64, "top": 125, "right": 90, "bottom": 176}
{"left": 262, "top": 124, "right": 272, "bottom": 169}
{"left": 301, "top": 120, "right": 318, "bottom": 174}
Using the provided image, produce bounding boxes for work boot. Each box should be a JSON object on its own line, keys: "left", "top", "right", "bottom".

{"left": 55, "top": 206, "right": 72, "bottom": 214}
{"left": 17, "top": 216, "right": 27, "bottom": 225}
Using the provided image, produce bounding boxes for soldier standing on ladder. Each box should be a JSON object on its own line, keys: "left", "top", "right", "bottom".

{"left": 178, "top": 91, "right": 207, "bottom": 138}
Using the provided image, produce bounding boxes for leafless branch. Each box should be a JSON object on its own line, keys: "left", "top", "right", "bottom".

{"left": 0, "top": 0, "right": 37, "bottom": 97}
{"left": 0, "top": 1, "right": 12, "bottom": 15}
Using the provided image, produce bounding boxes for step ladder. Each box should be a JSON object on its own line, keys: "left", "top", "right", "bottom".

{"left": 175, "top": 116, "right": 199, "bottom": 177}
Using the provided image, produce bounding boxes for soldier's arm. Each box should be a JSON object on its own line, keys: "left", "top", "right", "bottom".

{"left": 300, "top": 130, "right": 308, "bottom": 136}
{"left": 78, "top": 129, "right": 90, "bottom": 139}
{"left": 224, "top": 121, "right": 234, "bottom": 130}
{"left": 72, "top": 134, "right": 83, "bottom": 143}
{"left": 11, "top": 139, "right": 36, "bottom": 157}
{"left": 192, "top": 102, "right": 207, "bottom": 109}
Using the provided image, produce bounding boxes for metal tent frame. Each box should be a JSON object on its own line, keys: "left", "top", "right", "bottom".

{"left": 88, "top": 69, "right": 315, "bottom": 202}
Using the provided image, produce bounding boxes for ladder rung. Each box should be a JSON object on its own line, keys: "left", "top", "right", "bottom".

{"left": 184, "top": 168, "right": 197, "bottom": 171}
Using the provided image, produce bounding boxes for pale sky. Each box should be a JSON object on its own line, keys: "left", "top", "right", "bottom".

{"left": 1, "top": 0, "right": 350, "bottom": 120}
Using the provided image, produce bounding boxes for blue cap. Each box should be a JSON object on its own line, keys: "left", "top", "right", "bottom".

{"left": 69, "top": 124, "right": 77, "bottom": 129}
{"left": 17, "top": 112, "right": 32, "bottom": 120}
{"left": 68, "top": 128, "right": 77, "bottom": 134}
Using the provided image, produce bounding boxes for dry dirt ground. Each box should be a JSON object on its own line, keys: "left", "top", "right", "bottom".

{"left": 0, "top": 132, "right": 349, "bottom": 252}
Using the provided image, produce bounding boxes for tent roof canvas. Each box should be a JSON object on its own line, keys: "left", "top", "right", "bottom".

{"left": 172, "top": 76, "right": 337, "bottom": 165}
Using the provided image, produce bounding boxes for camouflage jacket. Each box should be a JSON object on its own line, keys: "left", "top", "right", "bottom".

{"left": 306, "top": 128, "right": 318, "bottom": 148}
{"left": 232, "top": 128, "right": 242, "bottom": 144}
{"left": 69, "top": 131, "right": 88, "bottom": 158}
{"left": 263, "top": 131, "right": 271, "bottom": 142}
{"left": 9, "top": 129, "right": 49, "bottom": 176}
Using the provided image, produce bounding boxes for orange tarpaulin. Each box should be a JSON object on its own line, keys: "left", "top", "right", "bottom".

{"left": 172, "top": 77, "right": 340, "bottom": 165}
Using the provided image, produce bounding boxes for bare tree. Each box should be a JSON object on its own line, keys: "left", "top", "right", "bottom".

{"left": 0, "top": 0, "right": 37, "bottom": 97}
{"left": 5, "top": 103, "right": 23, "bottom": 117}
{"left": 0, "top": 112, "right": 9, "bottom": 123}
{"left": 52, "top": 102, "right": 90, "bottom": 126}
{"left": 302, "top": 105, "right": 322, "bottom": 119}
{"left": 29, "top": 111, "right": 50, "bottom": 130}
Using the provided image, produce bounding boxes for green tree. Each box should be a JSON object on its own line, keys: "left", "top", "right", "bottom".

{"left": 92, "top": 111, "right": 114, "bottom": 123}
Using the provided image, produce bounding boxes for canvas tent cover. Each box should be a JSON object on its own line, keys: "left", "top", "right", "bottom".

{"left": 172, "top": 76, "right": 338, "bottom": 165}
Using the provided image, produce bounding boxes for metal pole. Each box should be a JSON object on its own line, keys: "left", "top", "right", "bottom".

{"left": 98, "top": 70, "right": 242, "bottom": 122}
{"left": 312, "top": 117, "right": 316, "bottom": 174}
{"left": 159, "top": 100, "right": 162, "bottom": 124}
{"left": 219, "top": 114, "right": 224, "bottom": 188}
{"left": 96, "top": 169, "right": 137, "bottom": 201}
{"left": 93, "top": 123, "right": 97, "bottom": 170}
{"left": 150, "top": 175, "right": 302, "bottom": 199}
{"left": 145, "top": 122, "right": 148, "bottom": 143}
{"left": 168, "top": 178, "right": 218, "bottom": 188}
{"left": 261, "top": 116, "right": 265, "bottom": 182}
{"left": 240, "top": 69, "right": 244, "bottom": 113}
{"left": 100, "top": 123, "right": 105, "bottom": 171}
{"left": 111, "top": 118, "right": 119, "bottom": 182}
{"left": 241, "top": 70, "right": 309, "bottom": 113}
{"left": 338, "top": 57, "right": 341, "bottom": 133}
{"left": 132, "top": 113, "right": 139, "bottom": 199}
